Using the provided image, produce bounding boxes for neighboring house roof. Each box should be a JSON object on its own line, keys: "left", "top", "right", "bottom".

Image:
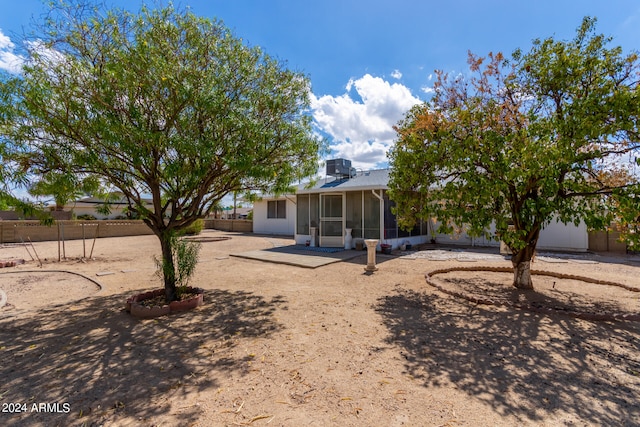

{"left": 73, "top": 195, "right": 153, "bottom": 206}
{"left": 50, "top": 194, "right": 153, "bottom": 210}
{"left": 221, "top": 207, "right": 253, "bottom": 215}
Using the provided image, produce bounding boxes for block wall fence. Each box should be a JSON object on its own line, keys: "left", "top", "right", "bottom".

{"left": 203, "top": 219, "right": 253, "bottom": 233}
{"left": 0, "top": 219, "right": 253, "bottom": 244}
{"left": 0, "top": 220, "right": 154, "bottom": 244}
{"left": 0, "top": 219, "right": 621, "bottom": 253}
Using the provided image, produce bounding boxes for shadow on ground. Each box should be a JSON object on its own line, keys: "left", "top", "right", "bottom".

{"left": 0, "top": 289, "right": 286, "bottom": 426}
{"left": 375, "top": 287, "right": 640, "bottom": 425}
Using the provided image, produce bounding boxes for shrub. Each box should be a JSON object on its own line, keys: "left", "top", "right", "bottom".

{"left": 154, "top": 233, "right": 201, "bottom": 299}
{"left": 76, "top": 214, "right": 97, "bottom": 220}
{"left": 183, "top": 218, "right": 204, "bottom": 235}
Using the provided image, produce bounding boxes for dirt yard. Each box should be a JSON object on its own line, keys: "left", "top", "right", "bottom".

{"left": 0, "top": 230, "right": 639, "bottom": 426}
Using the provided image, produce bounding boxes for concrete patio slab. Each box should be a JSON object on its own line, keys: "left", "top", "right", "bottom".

{"left": 230, "top": 245, "right": 364, "bottom": 268}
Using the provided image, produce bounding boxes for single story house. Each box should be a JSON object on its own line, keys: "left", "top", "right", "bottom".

{"left": 51, "top": 193, "right": 154, "bottom": 220}
{"left": 253, "top": 159, "right": 589, "bottom": 251}
{"left": 218, "top": 207, "right": 253, "bottom": 220}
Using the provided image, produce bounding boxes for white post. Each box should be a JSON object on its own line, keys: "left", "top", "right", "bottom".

{"left": 309, "top": 227, "right": 317, "bottom": 247}
{"left": 364, "top": 239, "right": 379, "bottom": 272}
{"left": 344, "top": 228, "right": 352, "bottom": 250}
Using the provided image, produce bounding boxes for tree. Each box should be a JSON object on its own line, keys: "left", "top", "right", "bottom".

{"left": 28, "top": 171, "right": 101, "bottom": 211}
{"left": 388, "top": 17, "right": 640, "bottom": 289}
{"left": 0, "top": 72, "right": 35, "bottom": 214}
{"left": 3, "top": 2, "right": 321, "bottom": 301}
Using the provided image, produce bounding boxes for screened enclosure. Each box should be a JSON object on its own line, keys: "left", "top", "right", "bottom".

{"left": 296, "top": 190, "right": 427, "bottom": 247}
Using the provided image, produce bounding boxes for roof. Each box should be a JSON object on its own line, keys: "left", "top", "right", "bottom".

{"left": 257, "top": 169, "right": 390, "bottom": 200}
{"left": 73, "top": 193, "right": 153, "bottom": 206}
{"left": 296, "top": 169, "right": 389, "bottom": 194}
{"left": 50, "top": 194, "right": 154, "bottom": 210}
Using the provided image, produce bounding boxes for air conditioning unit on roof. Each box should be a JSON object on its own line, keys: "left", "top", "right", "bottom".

{"left": 326, "top": 158, "right": 354, "bottom": 179}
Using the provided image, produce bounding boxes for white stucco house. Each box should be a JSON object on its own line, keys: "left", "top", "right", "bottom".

{"left": 252, "top": 194, "right": 296, "bottom": 235}
{"left": 253, "top": 159, "right": 589, "bottom": 251}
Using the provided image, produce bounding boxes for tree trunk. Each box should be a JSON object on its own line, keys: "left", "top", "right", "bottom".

{"left": 511, "top": 245, "right": 535, "bottom": 289}
{"left": 512, "top": 258, "right": 533, "bottom": 289}
{"left": 159, "top": 231, "right": 177, "bottom": 303}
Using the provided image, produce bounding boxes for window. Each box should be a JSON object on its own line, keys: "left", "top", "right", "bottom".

{"left": 267, "top": 200, "right": 286, "bottom": 219}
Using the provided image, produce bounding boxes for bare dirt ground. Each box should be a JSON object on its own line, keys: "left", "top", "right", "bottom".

{"left": 0, "top": 230, "right": 639, "bottom": 426}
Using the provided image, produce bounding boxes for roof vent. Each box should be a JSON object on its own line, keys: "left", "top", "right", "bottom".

{"left": 326, "top": 158, "right": 355, "bottom": 179}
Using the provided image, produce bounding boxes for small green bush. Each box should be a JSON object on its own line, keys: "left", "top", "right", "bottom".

{"left": 183, "top": 218, "right": 204, "bottom": 235}
{"left": 154, "top": 233, "right": 201, "bottom": 299}
{"left": 76, "top": 214, "right": 97, "bottom": 220}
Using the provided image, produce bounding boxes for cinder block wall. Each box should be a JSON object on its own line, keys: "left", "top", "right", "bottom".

{"left": 588, "top": 230, "right": 627, "bottom": 253}
{"left": 0, "top": 220, "right": 154, "bottom": 243}
{"left": 203, "top": 219, "right": 253, "bottom": 233}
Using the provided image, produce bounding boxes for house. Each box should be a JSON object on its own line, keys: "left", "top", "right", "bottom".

{"left": 254, "top": 159, "right": 430, "bottom": 249}
{"left": 253, "top": 158, "right": 590, "bottom": 251}
{"left": 52, "top": 193, "right": 154, "bottom": 220}
{"left": 218, "top": 206, "right": 253, "bottom": 220}
{"left": 252, "top": 194, "right": 296, "bottom": 235}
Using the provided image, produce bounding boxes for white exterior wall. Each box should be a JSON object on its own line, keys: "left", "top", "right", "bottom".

{"left": 430, "top": 221, "right": 496, "bottom": 247}
{"left": 70, "top": 204, "right": 128, "bottom": 220}
{"left": 253, "top": 198, "right": 296, "bottom": 236}
{"left": 537, "top": 219, "right": 588, "bottom": 252}
{"left": 430, "top": 218, "right": 588, "bottom": 252}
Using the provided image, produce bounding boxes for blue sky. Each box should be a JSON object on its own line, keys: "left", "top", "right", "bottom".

{"left": 1, "top": 0, "right": 640, "bottom": 171}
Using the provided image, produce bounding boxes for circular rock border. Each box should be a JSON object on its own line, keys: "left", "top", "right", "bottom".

{"left": 0, "top": 270, "right": 102, "bottom": 313}
{"left": 183, "top": 236, "right": 231, "bottom": 243}
{"left": 425, "top": 266, "right": 640, "bottom": 322}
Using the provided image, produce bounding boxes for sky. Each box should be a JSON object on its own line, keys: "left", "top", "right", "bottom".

{"left": 1, "top": 0, "right": 640, "bottom": 173}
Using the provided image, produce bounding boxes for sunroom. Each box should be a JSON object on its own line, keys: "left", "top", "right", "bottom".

{"left": 293, "top": 167, "right": 430, "bottom": 249}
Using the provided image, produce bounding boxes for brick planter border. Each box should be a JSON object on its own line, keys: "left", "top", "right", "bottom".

{"left": 425, "top": 266, "right": 640, "bottom": 322}
{"left": 126, "top": 287, "right": 204, "bottom": 319}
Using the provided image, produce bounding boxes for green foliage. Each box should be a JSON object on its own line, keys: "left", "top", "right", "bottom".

{"left": 0, "top": 74, "right": 34, "bottom": 212}
{"left": 76, "top": 214, "right": 97, "bottom": 220}
{"left": 155, "top": 233, "right": 201, "bottom": 297}
{"left": 120, "top": 205, "right": 141, "bottom": 219}
{"left": 2, "top": 2, "right": 322, "bottom": 299}
{"left": 183, "top": 218, "right": 204, "bottom": 235}
{"left": 389, "top": 17, "right": 640, "bottom": 287}
{"left": 606, "top": 185, "right": 640, "bottom": 248}
{"left": 29, "top": 172, "right": 102, "bottom": 208}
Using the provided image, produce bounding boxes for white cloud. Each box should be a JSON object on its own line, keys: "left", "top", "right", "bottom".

{"left": 25, "top": 39, "right": 66, "bottom": 67}
{"left": 0, "top": 29, "right": 24, "bottom": 73}
{"left": 311, "top": 74, "right": 421, "bottom": 170}
{"left": 421, "top": 86, "right": 434, "bottom": 94}
{"left": 391, "top": 69, "right": 402, "bottom": 79}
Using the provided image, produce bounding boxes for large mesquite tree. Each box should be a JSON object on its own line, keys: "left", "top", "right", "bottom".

{"left": 4, "top": 3, "right": 321, "bottom": 301}
{"left": 0, "top": 75, "right": 36, "bottom": 214}
{"left": 389, "top": 18, "right": 640, "bottom": 289}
